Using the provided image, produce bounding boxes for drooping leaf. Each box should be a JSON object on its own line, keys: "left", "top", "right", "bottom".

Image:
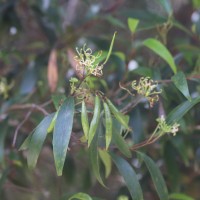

{"left": 103, "top": 32, "right": 117, "bottom": 65}
{"left": 112, "top": 119, "right": 132, "bottom": 158}
{"left": 166, "top": 96, "right": 200, "bottom": 125}
{"left": 47, "top": 110, "right": 58, "bottom": 133}
{"left": 99, "top": 149, "right": 112, "bottom": 178}
{"left": 169, "top": 193, "right": 195, "bottom": 200}
{"left": 51, "top": 94, "right": 67, "bottom": 110}
{"left": 137, "top": 152, "right": 168, "bottom": 200}
{"left": 47, "top": 49, "right": 58, "bottom": 92}
{"left": 171, "top": 71, "right": 191, "bottom": 101}
{"left": 143, "top": 38, "right": 177, "bottom": 74}
{"left": 27, "top": 113, "right": 55, "bottom": 169}
{"left": 89, "top": 121, "right": 106, "bottom": 187}
{"left": 53, "top": 97, "right": 75, "bottom": 176}
{"left": 127, "top": 18, "right": 139, "bottom": 34}
{"left": 155, "top": 0, "right": 172, "bottom": 15}
{"left": 69, "top": 192, "right": 93, "bottom": 200}
{"left": 110, "top": 153, "right": 143, "bottom": 200}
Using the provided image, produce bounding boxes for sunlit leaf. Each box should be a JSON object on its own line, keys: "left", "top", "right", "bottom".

{"left": 99, "top": 149, "right": 112, "bottom": 178}
{"left": 171, "top": 71, "right": 191, "bottom": 101}
{"left": 128, "top": 18, "right": 139, "bottom": 34}
{"left": 27, "top": 113, "right": 55, "bottom": 169}
{"left": 69, "top": 192, "right": 93, "bottom": 200}
{"left": 110, "top": 153, "right": 143, "bottom": 200}
{"left": 143, "top": 38, "right": 177, "bottom": 74}
{"left": 53, "top": 97, "right": 75, "bottom": 176}
{"left": 137, "top": 152, "right": 169, "bottom": 200}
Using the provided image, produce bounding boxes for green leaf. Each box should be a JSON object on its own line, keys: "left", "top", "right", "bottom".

{"left": 19, "top": 132, "right": 33, "bottom": 151}
{"left": 51, "top": 94, "right": 67, "bottom": 110}
{"left": 53, "top": 97, "right": 75, "bottom": 176}
{"left": 166, "top": 96, "right": 200, "bottom": 125}
{"left": 99, "top": 149, "right": 112, "bottom": 178}
{"left": 128, "top": 18, "right": 139, "bottom": 34}
{"left": 171, "top": 71, "right": 191, "bottom": 101}
{"left": 155, "top": 0, "right": 172, "bottom": 15}
{"left": 103, "top": 32, "right": 117, "bottom": 65}
{"left": 143, "top": 38, "right": 177, "bottom": 74}
{"left": 0, "top": 120, "right": 8, "bottom": 166}
{"left": 137, "top": 152, "right": 168, "bottom": 200}
{"left": 169, "top": 193, "right": 195, "bottom": 200}
{"left": 47, "top": 110, "right": 58, "bottom": 133}
{"left": 110, "top": 153, "right": 144, "bottom": 200}
{"left": 27, "top": 113, "right": 55, "bottom": 169}
{"left": 89, "top": 122, "right": 106, "bottom": 187}
{"left": 69, "top": 192, "right": 93, "bottom": 200}
{"left": 112, "top": 119, "right": 132, "bottom": 158}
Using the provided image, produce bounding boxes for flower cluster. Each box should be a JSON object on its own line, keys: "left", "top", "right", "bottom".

{"left": 156, "top": 115, "right": 180, "bottom": 136}
{"left": 74, "top": 44, "right": 104, "bottom": 77}
{"left": 132, "top": 77, "right": 162, "bottom": 107}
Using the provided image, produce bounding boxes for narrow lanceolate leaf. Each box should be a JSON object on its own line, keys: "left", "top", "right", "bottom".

{"left": 155, "top": 0, "right": 172, "bottom": 15}
{"left": 103, "top": 102, "right": 113, "bottom": 150}
{"left": 88, "top": 95, "right": 101, "bottom": 147}
{"left": 143, "top": 38, "right": 177, "bottom": 74}
{"left": 0, "top": 120, "right": 8, "bottom": 165}
{"left": 27, "top": 113, "right": 55, "bottom": 169}
{"left": 47, "top": 110, "right": 58, "bottom": 133}
{"left": 53, "top": 97, "right": 75, "bottom": 176}
{"left": 137, "top": 152, "right": 169, "bottom": 200}
{"left": 112, "top": 119, "right": 132, "bottom": 158}
{"left": 106, "top": 99, "right": 130, "bottom": 130}
{"left": 19, "top": 131, "right": 33, "bottom": 151}
{"left": 166, "top": 96, "right": 200, "bottom": 125}
{"left": 169, "top": 193, "right": 195, "bottom": 200}
{"left": 103, "top": 32, "right": 117, "bottom": 65}
{"left": 89, "top": 122, "right": 106, "bottom": 187}
{"left": 47, "top": 49, "right": 58, "bottom": 92}
{"left": 81, "top": 100, "right": 89, "bottom": 139}
{"left": 69, "top": 192, "right": 93, "bottom": 200}
{"left": 128, "top": 18, "right": 139, "bottom": 34}
{"left": 99, "top": 149, "right": 112, "bottom": 178}
{"left": 110, "top": 153, "right": 144, "bottom": 200}
{"left": 171, "top": 71, "right": 191, "bottom": 101}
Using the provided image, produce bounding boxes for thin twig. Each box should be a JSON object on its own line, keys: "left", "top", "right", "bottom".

{"left": 12, "top": 108, "right": 33, "bottom": 147}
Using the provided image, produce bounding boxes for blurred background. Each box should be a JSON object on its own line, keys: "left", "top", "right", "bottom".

{"left": 1, "top": 0, "right": 200, "bottom": 199}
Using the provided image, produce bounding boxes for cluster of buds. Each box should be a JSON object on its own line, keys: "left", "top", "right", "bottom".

{"left": 156, "top": 115, "right": 180, "bottom": 136}
{"left": 74, "top": 44, "right": 104, "bottom": 77}
{"left": 132, "top": 77, "right": 162, "bottom": 107}
{"left": 0, "top": 77, "right": 14, "bottom": 99}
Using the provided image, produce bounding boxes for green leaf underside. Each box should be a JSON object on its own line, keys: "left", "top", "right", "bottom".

{"left": 27, "top": 113, "right": 55, "bottom": 169}
{"left": 19, "top": 131, "right": 34, "bottom": 151}
{"left": 110, "top": 153, "right": 144, "bottom": 200}
{"left": 69, "top": 192, "right": 93, "bottom": 200}
{"left": 53, "top": 97, "right": 75, "bottom": 176}
{"left": 112, "top": 118, "right": 131, "bottom": 158}
{"left": 137, "top": 152, "right": 169, "bottom": 200}
{"left": 143, "top": 38, "right": 177, "bottom": 74}
{"left": 166, "top": 96, "right": 200, "bottom": 125}
{"left": 128, "top": 18, "right": 139, "bottom": 34}
{"left": 0, "top": 120, "right": 8, "bottom": 165}
{"left": 99, "top": 149, "right": 112, "bottom": 178}
{"left": 89, "top": 122, "right": 106, "bottom": 187}
{"left": 169, "top": 193, "right": 195, "bottom": 200}
{"left": 171, "top": 71, "right": 191, "bottom": 101}
{"left": 103, "top": 32, "right": 117, "bottom": 65}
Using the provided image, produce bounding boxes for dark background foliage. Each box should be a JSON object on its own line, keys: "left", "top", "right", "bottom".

{"left": 0, "top": 0, "right": 200, "bottom": 199}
